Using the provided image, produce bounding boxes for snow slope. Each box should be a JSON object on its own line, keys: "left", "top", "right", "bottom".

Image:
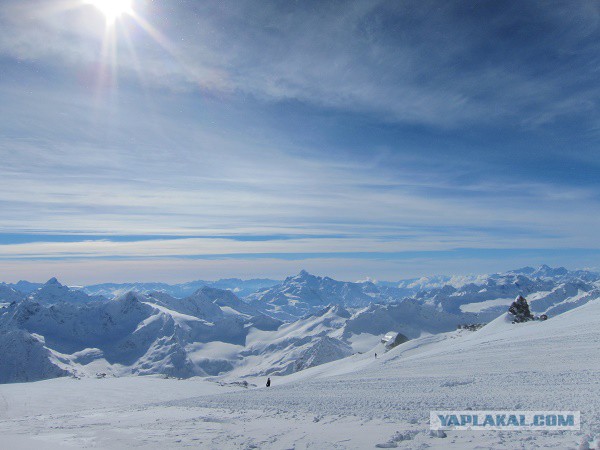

{"left": 208, "top": 300, "right": 468, "bottom": 379}
{"left": 0, "top": 297, "right": 598, "bottom": 449}
{"left": 0, "top": 330, "right": 70, "bottom": 383}
{"left": 0, "top": 284, "right": 469, "bottom": 383}
{"left": 2, "top": 265, "right": 599, "bottom": 386}
{"left": 6, "top": 280, "right": 43, "bottom": 294}
{"left": 0, "top": 283, "right": 24, "bottom": 303}
{"left": 227, "top": 305, "right": 355, "bottom": 377}
{"left": 173, "top": 298, "right": 600, "bottom": 448}
{"left": 343, "top": 298, "right": 474, "bottom": 339}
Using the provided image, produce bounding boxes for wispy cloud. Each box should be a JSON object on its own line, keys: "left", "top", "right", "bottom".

{"left": 0, "top": 0, "right": 599, "bottom": 282}
{"left": 1, "top": 0, "right": 599, "bottom": 128}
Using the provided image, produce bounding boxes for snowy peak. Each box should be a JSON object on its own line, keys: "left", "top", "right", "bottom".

{"left": 184, "top": 289, "right": 227, "bottom": 321}
{"left": 343, "top": 297, "right": 472, "bottom": 340}
{"left": 0, "top": 289, "right": 252, "bottom": 381}
{"left": 2, "top": 265, "right": 600, "bottom": 384}
{"left": 294, "top": 269, "right": 312, "bottom": 280}
{"left": 294, "top": 336, "right": 352, "bottom": 372}
{"left": 142, "top": 287, "right": 281, "bottom": 332}
{"left": 28, "top": 278, "right": 106, "bottom": 305}
{"left": 507, "top": 264, "right": 594, "bottom": 281}
{"left": 198, "top": 286, "right": 244, "bottom": 309}
{"left": 0, "top": 329, "right": 70, "bottom": 383}
{"left": 0, "top": 284, "right": 24, "bottom": 304}
{"left": 10, "top": 280, "right": 43, "bottom": 294}
{"left": 534, "top": 264, "right": 568, "bottom": 277}
{"left": 44, "top": 277, "right": 62, "bottom": 286}
{"left": 314, "top": 304, "right": 352, "bottom": 319}
{"left": 197, "top": 286, "right": 265, "bottom": 318}
{"left": 510, "top": 266, "right": 536, "bottom": 276}
{"left": 247, "top": 272, "right": 393, "bottom": 321}
{"left": 82, "top": 278, "right": 280, "bottom": 299}
{"left": 412, "top": 266, "right": 600, "bottom": 319}
{"left": 511, "top": 264, "right": 568, "bottom": 278}
{"left": 284, "top": 270, "right": 319, "bottom": 286}
{"left": 110, "top": 291, "right": 149, "bottom": 312}
{"left": 143, "top": 289, "right": 223, "bottom": 322}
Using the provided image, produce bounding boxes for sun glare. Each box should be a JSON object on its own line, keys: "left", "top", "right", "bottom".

{"left": 86, "top": 0, "right": 133, "bottom": 24}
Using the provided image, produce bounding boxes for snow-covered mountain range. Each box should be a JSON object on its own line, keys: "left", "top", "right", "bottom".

{"left": 29, "top": 277, "right": 108, "bottom": 305}
{"left": 244, "top": 265, "right": 600, "bottom": 321}
{"left": 245, "top": 270, "right": 400, "bottom": 320}
{"left": 0, "top": 279, "right": 464, "bottom": 383}
{"left": 1, "top": 265, "right": 599, "bottom": 384}
{"left": 0, "top": 284, "right": 23, "bottom": 305}
{"left": 0, "top": 285, "right": 285, "bottom": 383}
{"left": 3, "top": 295, "right": 600, "bottom": 449}
{"left": 412, "top": 265, "right": 600, "bottom": 320}
{"left": 80, "top": 278, "right": 280, "bottom": 299}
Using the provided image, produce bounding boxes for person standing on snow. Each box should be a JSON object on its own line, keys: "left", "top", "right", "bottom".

{"left": 266, "top": 377, "right": 271, "bottom": 387}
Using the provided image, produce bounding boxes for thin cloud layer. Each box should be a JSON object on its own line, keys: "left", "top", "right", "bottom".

{"left": 2, "top": 0, "right": 599, "bottom": 127}
{"left": 0, "top": 0, "right": 599, "bottom": 281}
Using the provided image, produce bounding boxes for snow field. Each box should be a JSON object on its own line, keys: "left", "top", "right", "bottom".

{"left": 1, "top": 299, "right": 597, "bottom": 448}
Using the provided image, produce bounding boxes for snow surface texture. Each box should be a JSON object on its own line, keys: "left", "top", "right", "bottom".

{"left": 0, "top": 297, "right": 599, "bottom": 449}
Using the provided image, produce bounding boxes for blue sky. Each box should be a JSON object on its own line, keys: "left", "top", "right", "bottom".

{"left": 0, "top": 0, "right": 599, "bottom": 283}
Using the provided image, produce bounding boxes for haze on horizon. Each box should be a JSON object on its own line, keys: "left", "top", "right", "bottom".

{"left": 1, "top": 0, "right": 599, "bottom": 284}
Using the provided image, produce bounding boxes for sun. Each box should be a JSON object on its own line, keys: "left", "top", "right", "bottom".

{"left": 86, "top": 0, "right": 133, "bottom": 24}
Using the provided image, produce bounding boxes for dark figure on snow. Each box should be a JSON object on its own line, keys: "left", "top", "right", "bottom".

{"left": 266, "top": 377, "right": 271, "bottom": 387}
{"left": 375, "top": 353, "right": 378, "bottom": 359}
